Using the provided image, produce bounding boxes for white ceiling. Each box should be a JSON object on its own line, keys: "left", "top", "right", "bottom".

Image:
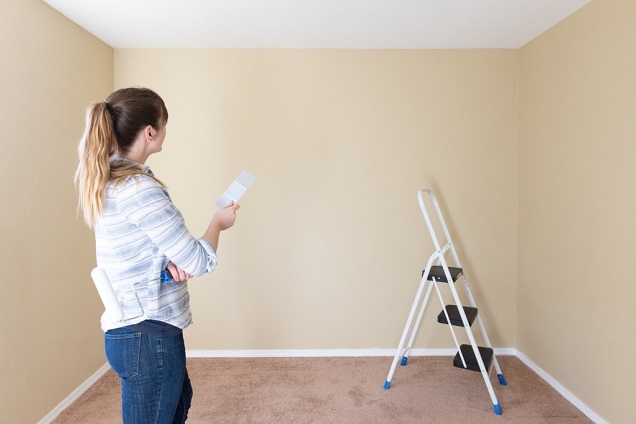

{"left": 42, "top": 0, "right": 592, "bottom": 49}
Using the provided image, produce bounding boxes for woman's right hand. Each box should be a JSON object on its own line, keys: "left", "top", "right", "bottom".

{"left": 202, "top": 201, "right": 240, "bottom": 248}
{"left": 213, "top": 201, "right": 240, "bottom": 230}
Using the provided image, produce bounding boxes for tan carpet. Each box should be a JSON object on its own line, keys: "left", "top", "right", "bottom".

{"left": 53, "top": 356, "right": 592, "bottom": 423}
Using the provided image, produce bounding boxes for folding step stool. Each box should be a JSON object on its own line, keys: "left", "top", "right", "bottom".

{"left": 383, "top": 189, "right": 507, "bottom": 415}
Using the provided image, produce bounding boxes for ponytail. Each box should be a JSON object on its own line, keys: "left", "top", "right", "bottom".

{"left": 75, "top": 102, "right": 117, "bottom": 228}
{"left": 75, "top": 87, "right": 168, "bottom": 228}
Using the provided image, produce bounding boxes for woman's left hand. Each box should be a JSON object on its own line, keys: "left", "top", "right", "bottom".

{"left": 166, "top": 261, "right": 192, "bottom": 282}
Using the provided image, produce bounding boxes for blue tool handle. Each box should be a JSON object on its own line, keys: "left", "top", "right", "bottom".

{"left": 160, "top": 269, "right": 172, "bottom": 283}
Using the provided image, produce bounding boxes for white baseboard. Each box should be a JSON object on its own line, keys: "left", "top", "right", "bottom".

{"left": 186, "top": 347, "right": 516, "bottom": 358}
{"left": 40, "top": 348, "right": 603, "bottom": 424}
{"left": 187, "top": 348, "right": 454, "bottom": 358}
{"left": 514, "top": 350, "right": 606, "bottom": 424}
{"left": 38, "top": 362, "right": 110, "bottom": 424}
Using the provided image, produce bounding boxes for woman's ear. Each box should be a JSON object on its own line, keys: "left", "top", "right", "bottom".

{"left": 145, "top": 125, "right": 155, "bottom": 140}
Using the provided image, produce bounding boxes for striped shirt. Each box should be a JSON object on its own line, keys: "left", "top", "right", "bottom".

{"left": 95, "top": 159, "right": 217, "bottom": 331}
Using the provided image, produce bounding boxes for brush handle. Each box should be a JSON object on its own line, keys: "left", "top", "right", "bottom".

{"left": 91, "top": 267, "right": 125, "bottom": 322}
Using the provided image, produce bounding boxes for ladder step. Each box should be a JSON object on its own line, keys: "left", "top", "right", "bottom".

{"left": 437, "top": 305, "right": 478, "bottom": 327}
{"left": 453, "top": 344, "right": 493, "bottom": 372}
{"left": 424, "top": 265, "right": 462, "bottom": 282}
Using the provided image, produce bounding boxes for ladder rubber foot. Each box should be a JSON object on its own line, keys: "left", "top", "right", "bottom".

{"left": 383, "top": 380, "right": 391, "bottom": 390}
{"left": 400, "top": 356, "right": 408, "bottom": 366}
{"left": 493, "top": 403, "right": 502, "bottom": 415}
{"left": 498, "top": 373, "right": 507, "bottom": 386}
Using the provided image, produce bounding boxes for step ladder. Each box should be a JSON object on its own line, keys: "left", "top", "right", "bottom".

{"left": 383, "top": 189, "right": 507, "bottom": 415}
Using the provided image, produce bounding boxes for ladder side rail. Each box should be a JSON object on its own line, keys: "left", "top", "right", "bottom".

{"left": 418, "top": 190, "right": 443, "bottom": 253}
{"left": 456, "top": 301, "right": 501, "bottom": 409}
{"left": 440, "top": 242, "right": 461, "bottom": 274}
{"left": 427, "top": 192, "right": 494, "bottom": 376}
{"left": 459, "top": 274, "right": 496, "bottom": 361}
{"left": 445, "top": 271, "right": 501, "bottom": 408}
{"left": 459, "top": 274, "right": 505, "bottom": 380}
{"left": 423, "top": 189, "right": 463, "bottom": 268}
{"left": 471, "top": 337, "right": 500, "bottom": 409}
{"left": 384, "top": 252, "right": 440, "bottom": 389}
{"left": 384, "top": 278, "right": 427, "bottom": 389}
{"left": 403, "top": 276, "right": 435, "bottom": 361}
{"left": 430, "top": 193, "right": 501, "bottom": 384}
{"left": 438, "top": 256, "right": 471, "bottom": 367}
{"left": 403, "top": 252, "right": 441, "bottom": 359}
{"left": 458, "top": 273, "right": 479, "bottom": 309}
{"left": 473, "top": 313, "right": 504, "bottom": 378}
{"left": 434, "top": 224, "right": 503, "bottom": 412}
{"left": 441, "top": 241, "right": 454, "bottom": 258}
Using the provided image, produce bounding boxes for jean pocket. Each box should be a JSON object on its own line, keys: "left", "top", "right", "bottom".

{"left": 105, "top": 330, "right": 141, "bottom": 379}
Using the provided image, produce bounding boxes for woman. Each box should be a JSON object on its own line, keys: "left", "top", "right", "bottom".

{"left": 75, "top": 87, "right": 239, "bottom": 423}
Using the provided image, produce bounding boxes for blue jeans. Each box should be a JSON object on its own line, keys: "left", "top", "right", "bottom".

{"left": 105, "top": 327, "right": 192, "bottom": 423}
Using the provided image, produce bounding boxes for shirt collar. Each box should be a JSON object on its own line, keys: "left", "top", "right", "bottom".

{"left": 110, "top": 156, "right": 153, "bottom": 175}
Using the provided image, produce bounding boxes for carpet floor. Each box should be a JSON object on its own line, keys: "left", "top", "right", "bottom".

{"left": 53, "top": 356, "right": 592, "bottom": 423}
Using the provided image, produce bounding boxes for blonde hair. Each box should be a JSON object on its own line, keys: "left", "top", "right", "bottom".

{"left": 75, "top": 88, "right": 168, "bottom": 228}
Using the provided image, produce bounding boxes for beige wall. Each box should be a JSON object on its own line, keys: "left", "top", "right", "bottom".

{"left": 519, "top": 0, "right": 636, "bottom": 422}
{"left": 114, "top": 49, "right": 519, "bottom": 351}
{"left": 0, "top": 1, "right": 112, "bottom": 422}
{"left": 6, "top": 0, "right": 633, "bottom": 422}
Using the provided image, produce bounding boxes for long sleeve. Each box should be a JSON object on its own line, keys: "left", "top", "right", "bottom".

{"left": 95, "top": 171, "right": 216, "bottom": 331}
{"left": 114, "top": 175, "right": 217, "bottom": 275}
